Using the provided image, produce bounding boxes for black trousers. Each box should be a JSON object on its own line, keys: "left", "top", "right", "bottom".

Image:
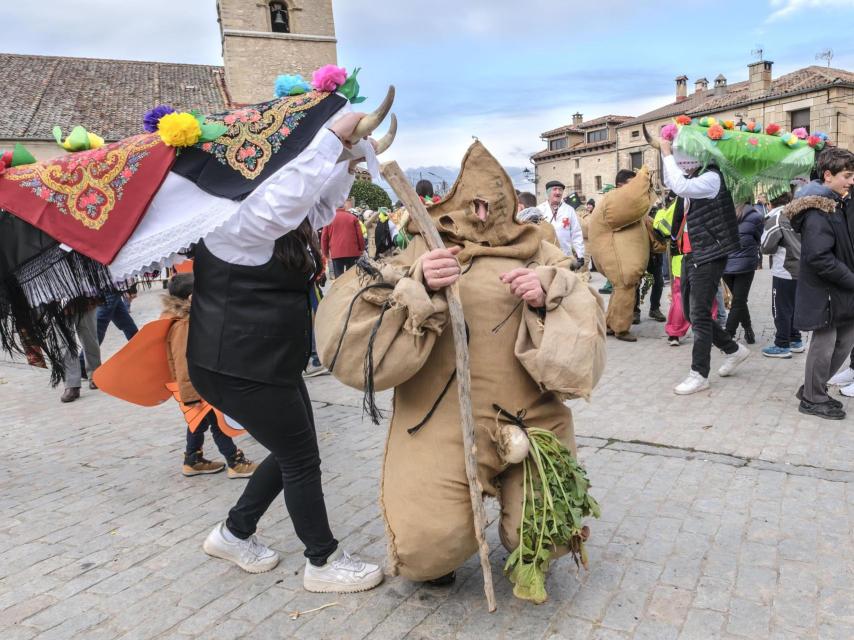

{"left": 185, "top": 411, "right": 237, "bottom": 460}
{"left": 635, "top": 253, "right": 664, "bottom": 313}
{"left": 682, "top": 255, "right": 739, "bottom": 378}
{"left": 189, "top": 364, "right": 338, "bottom": 566}
{"left": 722, "top": 271, "right": 756, "bottom": 336}
{"left": 332, "top": 256, "right": 358, "bottom": 278}
{"left": 771, "top": 277, "right": 801, "bottom": 348}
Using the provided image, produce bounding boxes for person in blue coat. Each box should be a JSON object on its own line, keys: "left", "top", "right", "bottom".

{"left": 723, "top": 203, "right": 764, "bottom": 343}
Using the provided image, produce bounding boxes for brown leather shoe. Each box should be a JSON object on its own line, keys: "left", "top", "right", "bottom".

{"left": 616, "top": 332, "right": 637, "bottom": 342}
{"left": 88, "top": 380, "right": 98, "bottom": 390}
{"left": 60, "top": 387, "right": 80, "bottom": 403}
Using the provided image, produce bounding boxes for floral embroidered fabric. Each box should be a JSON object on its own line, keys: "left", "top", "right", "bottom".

{"left": 5, "top": 134, "right": 162, "bottom": 230}
{"left": 197, "top": 91, "right": 330, "bottom": 180}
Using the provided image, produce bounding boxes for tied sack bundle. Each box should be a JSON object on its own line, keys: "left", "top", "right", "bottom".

{"left": 599, "top": 165, "right": 653, "bottom": 230}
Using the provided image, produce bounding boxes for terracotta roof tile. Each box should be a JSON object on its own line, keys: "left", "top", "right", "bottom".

{"left": 619, "top": 65, "right": 854, "bottom": 127}
{"left": 0, "top": 53, "right": 228, "bottom": 140}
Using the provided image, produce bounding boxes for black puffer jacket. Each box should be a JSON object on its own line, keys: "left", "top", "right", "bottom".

{"left": 788, "top": 181, "right": 854, "bottom": 330}
{"left": 724, "top": 206, "right": 764, "bottom": 274}
{"left": 671, "top": 167, "right": 740, "bottom": 265}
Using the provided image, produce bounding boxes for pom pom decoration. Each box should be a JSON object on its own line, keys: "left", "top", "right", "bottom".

{"left": 807, "top": 135, "right": 825, "bottom": 150}
{"left": 157, "top": 112, "right": 202, "bottom": 147}
{"left": 782, "top": 132, "right": 799, "bottom": 147}
{"left": 311, "top": 64, "right": 348, "bottom": 92}
{"left": 52, "top": 125, "right": 105, "bottom": 151}
{"left": 707, "top": 124, "right": 725, "bottom": 140}
{"left": 660, "top": 123, "right": 678, "bottom": 142}
{"left": 792, "top": 127, "right": 808, "bottom": 140}
{"left": 676, "top": 115, "right": 692, "bottom": 126}
{"left": 143, "top": 105, "right": 176, "bottom": 133}
{"left": 274, "top": 74, "right": 310, "bottom": 98}
{"left": 765, "top": 123, "right": 781, "bottom": 136}
{"left": 723, "top": 120, "right": 735, "bottom": 130}
{"left": 699, "top": 116, "right": 718, "bottom": 127}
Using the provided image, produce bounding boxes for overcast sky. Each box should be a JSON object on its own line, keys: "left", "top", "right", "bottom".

{"left": 1, "top": 0, "right": 852, "bottom": 169}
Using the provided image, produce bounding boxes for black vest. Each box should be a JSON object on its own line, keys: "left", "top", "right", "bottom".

{"left": 187, "top": 240, "right": 312, "bottom": 384}
{"left": 674, "top": 167, "right": 740, "bottom": 265}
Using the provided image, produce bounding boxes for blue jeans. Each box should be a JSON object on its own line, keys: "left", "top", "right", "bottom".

{"left": 97, "top": 293, "right": 138, "bottom": 342}
{"left": 186, "top": 411, "right": 238, "bottom": 460}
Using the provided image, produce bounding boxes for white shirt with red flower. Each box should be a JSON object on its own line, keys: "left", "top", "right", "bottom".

{"left": 537, "top": 201, "right": 584, "bottom": 258}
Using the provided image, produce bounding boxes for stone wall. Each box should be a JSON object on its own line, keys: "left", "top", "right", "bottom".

{"left": 536, "top": 149, "right": 617, "bottom": 204}
{"left": 219, "top": 0, "right": 337, "bottom": 104}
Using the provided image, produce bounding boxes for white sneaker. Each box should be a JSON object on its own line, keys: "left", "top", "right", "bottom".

{"left": 840, "top": 382, "right": 854, "bottom": 398}
{"left": 674, "top": 370, "right": 710, "bottom": 395}
{"left": 828, "top": 367, "right": 854, "bottom": 386}
{"left": 202, "top": 522, "right": 280, "bottom": 574}
{"left": 718, "top": 343, "right": 750, "bottom": 377}
{"left": 303, "top": 549, "right": 384, "bottom": 593}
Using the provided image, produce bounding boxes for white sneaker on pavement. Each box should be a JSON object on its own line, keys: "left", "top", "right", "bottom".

{"left": 718, "top": 343, "right": 750, "bottom": 377}
{"left": 674, "top": 370, "right": 710, "bottom": 395}
{"left": 828, "top": 367, "right": 854, "bottom": 386}
{"left": 202, "top": 522, "right": 280, "bottom": 574}
{"left": 303, "top": 549, "right": 384, "bottom": 593}
{"left": 840, "top": 382, "right": 854, "bottom": 398}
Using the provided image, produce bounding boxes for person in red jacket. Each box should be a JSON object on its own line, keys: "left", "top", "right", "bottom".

{"left": 321, "top": 198, "right": 366, "bottom": 276}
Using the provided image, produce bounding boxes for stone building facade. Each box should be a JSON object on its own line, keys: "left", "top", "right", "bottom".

{"left": 533, "top": 61, "right": 854, "bottom": 198}
{"left": 219, "top": 0, "right": 337, "bottom": 104}
{"left": 531, "top": 114, "right": 632, "bottom": 204}
{"left": 0, "top": 0, "right": 338, "bottom": 159}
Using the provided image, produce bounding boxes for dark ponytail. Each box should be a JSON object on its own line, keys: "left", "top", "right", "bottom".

{"left": 273, "top": 218, "right": 323, "bottom": 280}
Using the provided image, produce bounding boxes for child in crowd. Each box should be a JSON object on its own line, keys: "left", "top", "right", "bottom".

{"left": 163, "top": 273, "right": 258, "bottom": 477}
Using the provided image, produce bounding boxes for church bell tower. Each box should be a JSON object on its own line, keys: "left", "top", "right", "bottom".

{"left": 217, "top": 0, "right": 338, "bottom": 105}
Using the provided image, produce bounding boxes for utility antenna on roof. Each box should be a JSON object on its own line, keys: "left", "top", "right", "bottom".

{"left": 751, "top": 46, "right": 764, "bottom": 61}
{"left": 816, "top": 49, "right": 834, "bottom": 67}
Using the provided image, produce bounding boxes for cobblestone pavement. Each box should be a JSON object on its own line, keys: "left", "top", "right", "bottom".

{"left": 1, "top": 270, "right": 852, "bottom": 640}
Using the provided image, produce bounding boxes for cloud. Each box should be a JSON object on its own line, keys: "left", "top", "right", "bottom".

{"left": 766, "top": 0, "right": 854, "bottom": 22}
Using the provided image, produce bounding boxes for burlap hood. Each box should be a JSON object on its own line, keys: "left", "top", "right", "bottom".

{"left": 407, "top": 141, "right": 542, "bottom": 260}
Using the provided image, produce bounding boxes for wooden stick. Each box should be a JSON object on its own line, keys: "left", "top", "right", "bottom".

{"left": 381, "top": 160, "right": 497, "bottom": 613}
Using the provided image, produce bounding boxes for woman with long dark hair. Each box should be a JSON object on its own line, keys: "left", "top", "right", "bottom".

{"left": 187, "top": 111, "right": 384, "bottom": 593}
{"left": 723, "top": 203, "right": 765, "bottom": 343}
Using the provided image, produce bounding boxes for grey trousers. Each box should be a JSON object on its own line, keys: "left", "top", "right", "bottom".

{"left": 62, "top": 309, "right": 102, "bottom": 389}
{"left": 803, "top": 321, "right": 854, "bottom": 403}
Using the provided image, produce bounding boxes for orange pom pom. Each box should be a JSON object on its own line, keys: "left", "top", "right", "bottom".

{"left": 707, "top": 125, "right": 725, "bottom": 140}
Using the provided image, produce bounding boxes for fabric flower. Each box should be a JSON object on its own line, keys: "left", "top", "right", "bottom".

{"left": 143, "top": 105, "right": 176, "bottom": 133}
{"left": 792, "top": 127, "right": 808, "bottom": 140}
{"left": 723, "top": 120, "right": 735, "bottom": 130}
{"left": 311, "top": 65, "right": 348, "bottom": 92}
{"left": 660, "top": 124, "right": 678, "bottom": 142}
{"left": 675, "top": 115, "right": 692, "bottom": 126}
{"left": 807, "top": 135, "right": 825, "bottom": 150}
{"left": 707, "top": 124, "right": 725, "bottom": 140}
{"left": 274, "top": 74, "right": 310, "bottom": 98}
{"left": 765, "top": 123, "right": 781, "bottom": 136}
{"left": 782, "top": 133, "right": 799, "bottom": 147}
{"left": 157, "top": 112, "right": 202, "bottom": 147}
{"left": 748, "top": 137, "right": 759, "bottom": 146}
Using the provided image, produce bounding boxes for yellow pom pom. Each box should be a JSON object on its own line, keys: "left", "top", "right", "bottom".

{"left": 157, "top": 112, "right": 202, "bottom": 147}
{"left": 87, "top": 132, "right": 105, "bottom": 149}
{"left": 707, "top": 117, "right": 717, "bottom": 127}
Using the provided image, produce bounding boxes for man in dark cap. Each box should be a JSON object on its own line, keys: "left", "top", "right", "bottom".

{"left": 537, "top": 180, "right": 584, "bottom": 264}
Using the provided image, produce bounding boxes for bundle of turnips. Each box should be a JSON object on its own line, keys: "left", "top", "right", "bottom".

{"left": 500, "top": 422, "right": 600, "bottom": 604}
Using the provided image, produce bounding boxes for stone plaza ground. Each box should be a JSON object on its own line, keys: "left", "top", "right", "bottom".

{"left": 1, "top": 269, "right": 853, "bottom": 640}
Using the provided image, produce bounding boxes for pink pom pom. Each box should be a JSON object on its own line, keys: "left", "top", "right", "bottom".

{"left": 792, "top": 127, "right": 808, "bottom": 140}
{"left": 660, "top": 124, "right": 678, "bottom": 141}
{"left": 311, "top": 65, "right": 348, "bottom": 92}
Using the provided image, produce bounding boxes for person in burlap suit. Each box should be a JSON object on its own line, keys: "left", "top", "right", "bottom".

{"left": 315, "top": 141, "right": 606, "bottom": 583}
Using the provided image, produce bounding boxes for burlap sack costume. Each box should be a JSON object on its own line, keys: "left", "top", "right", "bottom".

{"left": 316, "top": 142, "right": 606, "bottom": 581}
{"left": 588, "top": 168, "right": 654, "bottom": 334}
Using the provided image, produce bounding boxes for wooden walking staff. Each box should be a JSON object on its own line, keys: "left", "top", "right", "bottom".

{"left": 381, "top": 160, "right": 497, "bottom": 613}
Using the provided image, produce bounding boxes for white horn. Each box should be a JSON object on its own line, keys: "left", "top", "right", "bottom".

{"left": 373, "top": 114, "right": 397, "bottom": 155}
{"left": 348, "top": 85, "right": 395, "bottom": 143}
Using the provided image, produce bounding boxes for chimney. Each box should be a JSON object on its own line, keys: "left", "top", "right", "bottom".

{"left": 714, "top": 74, "right": 728, "bottom": 96}
{"left": 572, "top": 112, "right": 583, "bottom": 126}
{"left": 748, "top": 60, "right": 773, "bottom": 96}
{"left": 694, "top": 77, "right": 709, "bottom": 94}
{"left": 675, "top": 75, "right": 688, "bottom": 102}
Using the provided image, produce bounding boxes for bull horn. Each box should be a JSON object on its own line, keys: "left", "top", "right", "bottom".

{"left": 373, "top": 113, "right": 397, "bottom": 155}
{"left": 642, "top": 123, "right": 661, "bottom": 151}
{"left": 348, "top": 85, "right": 395, "bottom": 143}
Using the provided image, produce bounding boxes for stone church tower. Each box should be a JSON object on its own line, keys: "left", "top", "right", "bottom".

{"left": 217, "top": 0, "right": 338, "bottom": 104}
